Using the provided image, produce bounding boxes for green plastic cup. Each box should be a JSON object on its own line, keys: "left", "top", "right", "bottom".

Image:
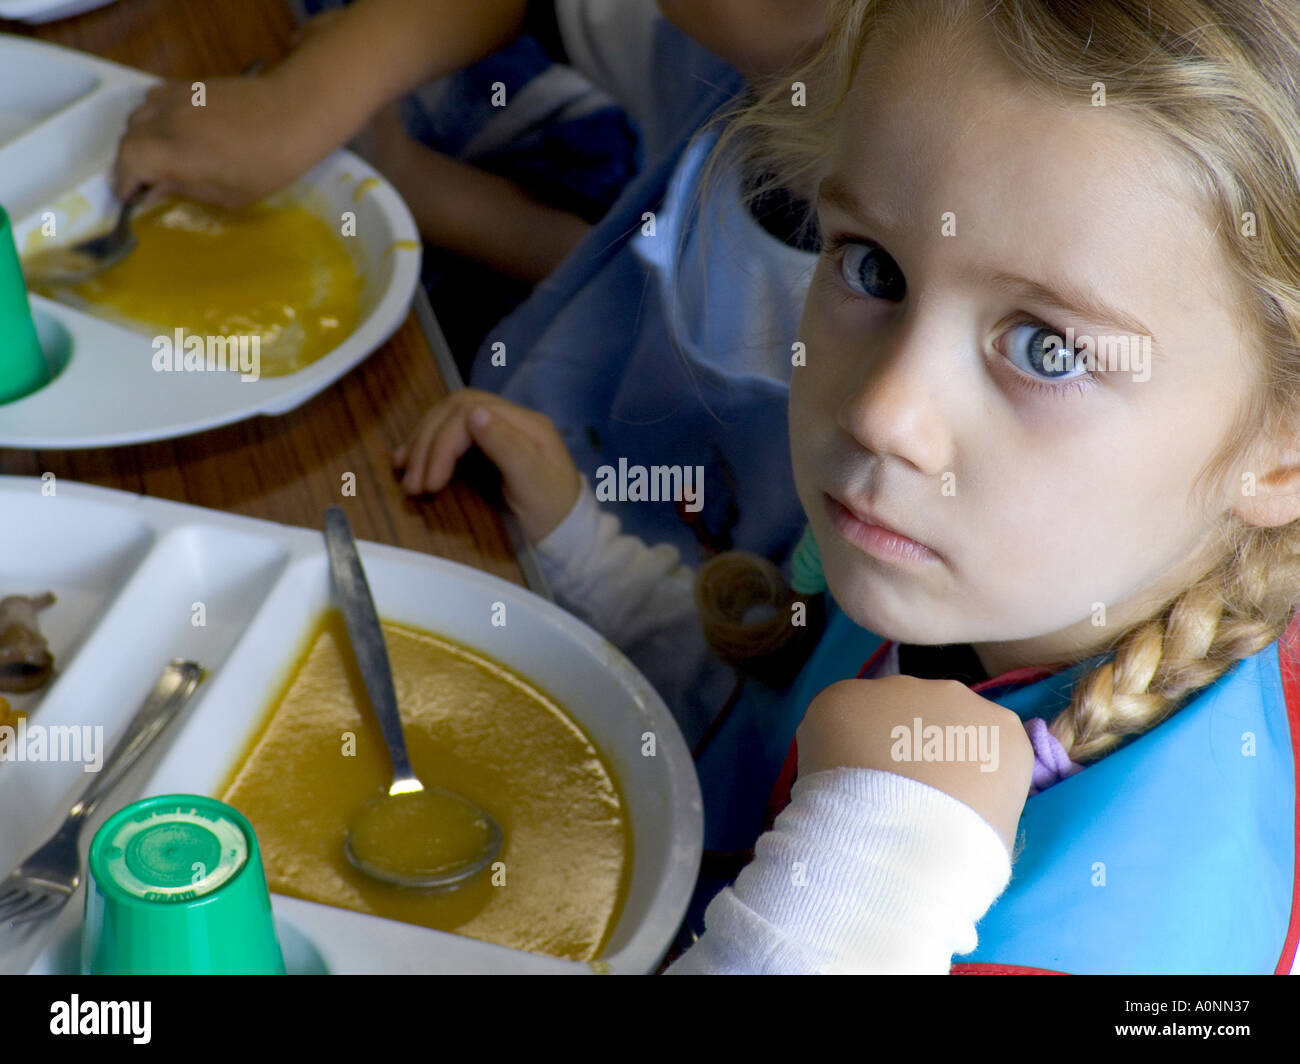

{"left": 83, "top": 794, "right": 286, "bottom": 975}
{"left": 0, "top": 206, "right": 49, "bottom": 405}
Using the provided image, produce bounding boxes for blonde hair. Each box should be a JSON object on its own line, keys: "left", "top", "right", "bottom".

{"left": 695, "top": 0, "right": 1300, "bottom": 764}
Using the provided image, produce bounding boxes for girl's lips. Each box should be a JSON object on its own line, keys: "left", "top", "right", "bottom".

{"left": 824, "top": 493, "right": 942, "bottom": 566}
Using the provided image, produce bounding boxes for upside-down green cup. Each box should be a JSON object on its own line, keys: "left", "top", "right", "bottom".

{"left": 0, "top": 206, "right": 49, "bottom": 405}
{"left": 83, "top": 794, "right": 286, "bottom": 975}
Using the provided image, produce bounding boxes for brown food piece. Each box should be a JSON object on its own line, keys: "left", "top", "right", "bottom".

{"left": 0, "top": 592, "right": 56, "bottom": 693}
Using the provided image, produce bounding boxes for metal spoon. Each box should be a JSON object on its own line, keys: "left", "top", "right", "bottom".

{"left": 322, "top": 506, "right": 502, "bottom": 891}
{"left": 21, "top": 185, "right": 151, "bottom": 289}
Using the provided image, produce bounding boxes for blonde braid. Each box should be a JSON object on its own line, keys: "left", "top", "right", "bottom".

{"left": 1053, "top": 522, "right": 1300, "bottom": 764}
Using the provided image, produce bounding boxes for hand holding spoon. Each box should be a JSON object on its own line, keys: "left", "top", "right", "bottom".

{"left": 323, "top": 506, "right": 502, "bottom": 891}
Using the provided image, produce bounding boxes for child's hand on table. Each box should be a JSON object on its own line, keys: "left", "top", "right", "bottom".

{"left": 797, "top": 676, "right": 1035, "bottom": 853}
{"left": 394, "top": 389, "right": 582, "bottom": 543}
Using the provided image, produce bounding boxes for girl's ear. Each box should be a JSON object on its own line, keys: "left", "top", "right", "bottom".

{"left": 1233, "top": 429, "right": 1300, "bottom": 528}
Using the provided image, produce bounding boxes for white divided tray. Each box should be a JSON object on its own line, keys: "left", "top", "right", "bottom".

{"left": 0, "top": 34, "right": 422, "bottom": 448}
{"left": 0, "top": 476, "right": 703, "bottom": 974}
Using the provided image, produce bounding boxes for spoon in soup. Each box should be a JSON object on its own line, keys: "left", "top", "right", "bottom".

{"left": 323, "top": 506, "right": 502, "bottom": 891}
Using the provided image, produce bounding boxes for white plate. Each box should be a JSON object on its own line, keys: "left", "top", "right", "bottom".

{"left": 0, "top": 477, "right": 702, "bottom": 975}
{"left": 0, "top": 0, "right": 117, "bottom": 24}
{"left": 0, "top": 35, "right": 422, "bottom": 448}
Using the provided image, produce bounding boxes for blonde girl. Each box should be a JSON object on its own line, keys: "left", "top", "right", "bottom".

{"left": 401, "top": 0, "right": 1300, "bottom": 973}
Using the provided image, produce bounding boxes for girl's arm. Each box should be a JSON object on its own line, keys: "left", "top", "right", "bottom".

{"left": 356, "top": 106, "right": 592, "bottom": 286}
{"left": 529, "top": 475, "right": 736, "bottom": 745}
{"left": 668, "top": 677, "right": 1035, "bottom": 973}
{"left": 665, "top": 767, "right": 1013, "bottom": 974}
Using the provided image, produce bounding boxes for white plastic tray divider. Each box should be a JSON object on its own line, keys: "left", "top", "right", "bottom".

{"left": 0, "top": 83, "right": 151, "bottom": 222}
{"left": 0, "top": 40, "right": 151, "bottom": 218}
{"left": 0, "top": 518, "right": 292, "bottom": 864}
{"left": 0, "top": 480, "right": 156, "bottom": 717}
{"left": 0, "top": 44, "right": 98, "bottom": 148}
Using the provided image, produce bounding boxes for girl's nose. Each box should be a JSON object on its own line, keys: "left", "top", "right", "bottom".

{"left": 836, "top": 332, "right": 956, "bottom": 476}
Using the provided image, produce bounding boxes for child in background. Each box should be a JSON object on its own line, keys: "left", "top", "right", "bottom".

{"left": 451, "top": 0, "right": 828, "bottom": 572}
{"left": 395, "top": 0, "right": 832, "bottom": 748}
{"left": 114, "top": 1, "right": 828, "bottom": 567}
{"left": 115, "top": 0, "right": 831, "bottom": 750}
{"left": 401, "top": 0, "right": 1300, "bottom": 973}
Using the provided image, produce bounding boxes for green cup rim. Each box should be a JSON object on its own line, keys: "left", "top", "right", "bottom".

{"left": 88, "top": 793, "right": 262, "bottom": 910}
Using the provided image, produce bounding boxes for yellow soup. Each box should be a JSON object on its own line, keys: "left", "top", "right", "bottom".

{"left": 34, "top": 199, "right": 362, "bottom": 376}
{"left": 219, "top": 611, "right": 632, "bottom": 962}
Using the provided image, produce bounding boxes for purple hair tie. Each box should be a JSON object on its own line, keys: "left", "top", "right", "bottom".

{"left": 1023, "top": 716, "right": 1083, "bottom": 796}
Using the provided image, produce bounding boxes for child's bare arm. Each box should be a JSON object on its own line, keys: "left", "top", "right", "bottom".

{"left": 113, "top": 0, "right": 531, "bottom": 206}
{"left": 360, "top": 113, "right": 591, "bottom": 285}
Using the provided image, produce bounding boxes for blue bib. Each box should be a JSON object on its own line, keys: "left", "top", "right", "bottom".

{"left": 961, "top": 630, "right": 1297, "bottom": 974}
{"left": 691, "top": 602, "right": 1300, "bottom": 974}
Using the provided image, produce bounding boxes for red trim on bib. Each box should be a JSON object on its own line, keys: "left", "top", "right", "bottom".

{"left": 1273, "top": 609, "right": 1300, "bottom": 975}
{"left": 950, "top": 962, "right": 1068, "bottom": 975}
{"left": 855, "top": 640, "right": 895, "bottom": 680}
{"left": 971, "top": 665, "right": 1060, "bottom": 693}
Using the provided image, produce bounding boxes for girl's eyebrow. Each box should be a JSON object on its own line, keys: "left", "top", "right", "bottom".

{"left": 817, "top": 174, "right": 901, "bottom": 234}
{"left": 817, "top": 173, "right": 1158, "bottom": 347}
{"left": 978, "top": 269, "right": 1156, "bottom": 344}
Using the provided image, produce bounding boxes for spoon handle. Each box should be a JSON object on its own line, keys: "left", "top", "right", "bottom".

{"left": 323, "top": 507, "right": 419, "bottom": 791}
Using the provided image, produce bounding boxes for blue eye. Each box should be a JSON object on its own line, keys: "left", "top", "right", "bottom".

{"left": 1003, "top": 323, "right": 1089, "bottom": 381}
{"left": 839, "top": 243, "right": 906, "bottom": 301}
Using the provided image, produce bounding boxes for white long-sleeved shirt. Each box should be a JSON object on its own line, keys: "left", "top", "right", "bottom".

{"left": 534, "top": 480, "right": 1015, "bottom": 973}
{"left": 534, "top": 475, "right": 736, "bottom": 748}
{"left": 666, "top": 768, "right": 1012, "bottom": 974}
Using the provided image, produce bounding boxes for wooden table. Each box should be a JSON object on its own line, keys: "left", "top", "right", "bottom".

{"left": 0, "top": 0, "right": 529, "bottom": 589}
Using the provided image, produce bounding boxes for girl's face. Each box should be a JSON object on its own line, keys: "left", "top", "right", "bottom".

{"left": 790, "top": 23, "right": 1265, "bottom": 675}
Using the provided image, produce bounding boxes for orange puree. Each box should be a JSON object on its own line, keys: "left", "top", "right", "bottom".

{"left": 46, "top": 200, "right": 362, "bottom": 376}
{"left": 219, "top": 610, "right": 632, "bottom": 962}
